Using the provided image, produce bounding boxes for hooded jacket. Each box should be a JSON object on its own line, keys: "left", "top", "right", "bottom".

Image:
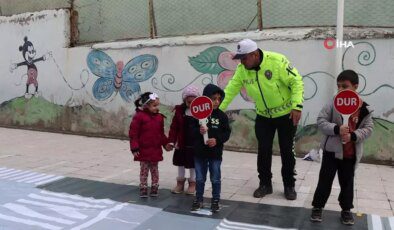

{"left": 129, "top": 108, "right": 168, "bottom": 162}
{"left": 192, "top": 84, "right": 231, "bottom": 159}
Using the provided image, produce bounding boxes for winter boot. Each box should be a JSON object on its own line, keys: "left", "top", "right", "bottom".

{"left": 171, "top": 178, "right": 186, "bottom": 194}
{"left": 185, "top": 179, "right": 196, "bottom": 195}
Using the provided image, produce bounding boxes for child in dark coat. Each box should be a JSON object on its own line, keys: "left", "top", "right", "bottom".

{"left": 190, "top": 84, "right": 231, "bottom": 213}
{"left": 129, "top": 92, "right": 170, "bottom": 198}
{"left": 167, "top": 86, "right": 200, "bottom": 195}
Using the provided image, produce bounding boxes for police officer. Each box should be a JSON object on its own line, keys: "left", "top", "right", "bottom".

{"left": 219, "top": 39, "right": 304, "bottom": 200}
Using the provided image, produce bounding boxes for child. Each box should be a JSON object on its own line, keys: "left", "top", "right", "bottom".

{"left": 310, "top": 70, "right": 374, "bottom": 225}
{"left": 129, "top": 92, "right": 170, "bottom": 198}
{"left": 190, "top": 84, "right": 231, "bottom": 213}
{"left": 167, "top": 86, "right": 200, "bottom": 195}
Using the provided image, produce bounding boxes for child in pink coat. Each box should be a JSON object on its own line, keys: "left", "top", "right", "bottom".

{"left": 166, "top": 86, "right": 200, "bottom": 195}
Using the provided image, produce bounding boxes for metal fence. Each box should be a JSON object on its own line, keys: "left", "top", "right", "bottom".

{"left": 73, "top": 0, "right": 394, "bottom": 44}
{"left": 1, "top": 0, "right": 394, "bottom": 44}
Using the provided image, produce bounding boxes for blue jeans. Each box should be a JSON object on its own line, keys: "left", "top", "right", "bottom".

{"left": 194, "top": 156, "right": 222, "bottom": 201}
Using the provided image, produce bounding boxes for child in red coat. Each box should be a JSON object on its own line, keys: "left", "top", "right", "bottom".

{"left": 166, "top": 86, "right": 200, "bottom": 195}
{"left": 129, "top": 92, "right": 170, "bottom": 198}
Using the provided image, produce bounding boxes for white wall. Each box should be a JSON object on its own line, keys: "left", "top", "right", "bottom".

{"left": 0, "top": 9, "right": 69, "bottom": 103}
{"left": 0, "top": 9, "right": 393, "bottom": 161}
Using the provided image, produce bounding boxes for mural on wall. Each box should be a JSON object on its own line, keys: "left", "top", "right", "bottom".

{"left": 9, "top": 37, "right": 51, "bottom": 99}
{"left": 2, "top": 34, "right": 161, "bottom": 137}
{"left": 0, "top": 32, "right": 392, "bottom": 163}
{"left": 151, "top": 46, "right": 253, "bottom": 102}
{"left": 150, "top": 42, "right": 393, "bottom": 162}
{"left": 87, "top": 50, "right": 158, "bottom": 103}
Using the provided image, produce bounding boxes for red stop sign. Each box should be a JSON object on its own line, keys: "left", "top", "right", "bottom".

{"left": 334, "top": 90, "right": 361, "bottom": 115}
{"left": 190, "top": 96, "right": 213, "bottom": 119}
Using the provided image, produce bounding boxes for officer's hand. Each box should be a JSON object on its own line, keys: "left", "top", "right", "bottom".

{"left": 289, "top": 110, "right": 301, "bottom": 126}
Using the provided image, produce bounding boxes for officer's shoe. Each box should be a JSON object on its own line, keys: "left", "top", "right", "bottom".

{"left": 284, "top": 187, "right": 297, "bottom": 200}
{"left": 253, "top": 184, "right": 273, "bottom": 198}
{"left": 341, "top": 210, "right": 354, "bottom": 225}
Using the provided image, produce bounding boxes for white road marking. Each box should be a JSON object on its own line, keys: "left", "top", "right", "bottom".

{"left": 17, "top": 199, "right": 88, "bottom": 220}
{"left": 0, "top": 213, "right": 61, "bottom": 230}
{"left": 25, "top": 175, "right": 56, "bottom": 184}
{"left": 7, "top": 172, "right": 38, "bottom": 181}
{"left": 17, "top": 173, "right": 48, "bottom": 183}
{"left": 3, "top": 203, "right": 75, "bottom": 225}
{"left": 371, "top": 215, "right": 383, "bottom": 230}
{"left": 28, "top": 194, "right": 107, "bottom": 209}
{"left": 70, "top": 203, "right": 128, "bottom": 230}
{"left": 40, "top": 190, "right": 115, "bottom": 205}
{"left": 35, "top": 176, "right": 65, "bottom": 186}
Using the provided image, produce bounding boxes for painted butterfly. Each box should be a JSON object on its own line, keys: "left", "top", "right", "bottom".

{"left": 87, "top": 50, "right": 158, "bottom": 102}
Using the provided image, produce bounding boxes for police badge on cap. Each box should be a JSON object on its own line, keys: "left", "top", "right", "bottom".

{"left": 265, "top": 70, "right": 272, "bottom": 80}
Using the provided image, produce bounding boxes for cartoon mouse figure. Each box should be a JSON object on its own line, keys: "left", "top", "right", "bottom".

{"left": 10, "top": 36, "right": 49, "bottom": 98}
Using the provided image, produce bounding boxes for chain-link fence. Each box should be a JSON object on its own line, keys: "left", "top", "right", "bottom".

{"left": 75, "top": 0, "right": 150, "bottom": 43}
{"left": 74, "top": 0, "right": 260, "bottom": 44}
{"left": 1, "top": 0, "right": 394, "bottom": 44}
{"left": 0, "top": 0, "right": 71, "bottom": 16}
{"left": 73, "top": 0, "right": 394, "bottom": 44}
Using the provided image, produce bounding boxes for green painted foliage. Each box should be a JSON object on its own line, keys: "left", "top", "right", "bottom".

{"left": 188, "top": 46, "right": 227, "bottom": 74}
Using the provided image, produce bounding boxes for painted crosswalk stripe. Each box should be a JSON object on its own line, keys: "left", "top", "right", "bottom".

{"left": 3, "top": 203, "right": 75, "bottom": 225}
{"left": 0, "top": 213, "right": 61, "bottom": 230}
{"left": 0, "top": 169, "right": 22, "bottom": 177}
{"left": 35, "top": 176, "right": 65, "bottom": 186}
{"left": 370, "top": 214, "right": 383, "bottom": 230}
{"left": 388, "top": 217, "right": 394, "bottom": 230}
{"left": 217, "top": 219, "right": 297, "bottom": 230}
{"left": 17, "top": 173, "right": 48, "bottom": 183}
{"left": 0, "top": 168, "right": 15, "bottom": 173}
{"left": 40, "top": 190, "right": 115, "bottom": 205}
{"left": 17, "top": 199, "right": 87, "bottom": 220}
{"left": 7, "top": 172, "right": 38, "bottom": 181}
{"left": 1, "top": 171, "right": 33, "bottom": 179}
{"left": 25, "top": 175, "right": 56, "bottom": 184}
{"left": 28, "top": 194, "right": 107, "bottom": 209}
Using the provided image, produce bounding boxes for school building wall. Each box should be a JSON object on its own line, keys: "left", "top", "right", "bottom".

{"left": 0, "top": 9, "right": 393, "bottom": 164}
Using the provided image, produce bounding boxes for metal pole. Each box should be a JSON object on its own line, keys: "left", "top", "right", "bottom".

{"left": 335, "top": 0, "right": 344, "bottom": 80}
{"left": 148, "top": 0, "right": 156, "bottom": 39}
{"left": 257, "top": 0, "right": 263, "bottom": 30}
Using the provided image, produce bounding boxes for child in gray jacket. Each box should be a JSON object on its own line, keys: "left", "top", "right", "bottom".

{"left": 310, "top": 70, "right": 373, "bottom": 225}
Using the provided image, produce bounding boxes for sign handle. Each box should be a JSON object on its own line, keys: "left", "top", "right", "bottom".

{"left": 342, "top": 114, "right": 350, "bottom": 144}
{"left": 199, "top": 118, "right": 208, "bottom": 144}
